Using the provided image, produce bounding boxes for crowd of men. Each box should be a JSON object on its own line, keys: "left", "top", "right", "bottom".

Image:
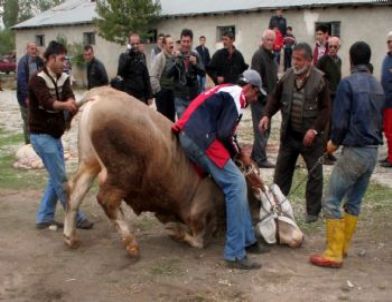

{"left": 11, "top": 7, "right": 392, "bottom": 270}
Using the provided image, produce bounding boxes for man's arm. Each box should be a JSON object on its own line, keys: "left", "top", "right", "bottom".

{"left": 263, "top": 79, "right": 283, "bottom": 118}
{"left": 238, "top": 52, "right": 249, "bottom": 74}
{"left": 150, "top": 53, "right": 164, "bottom": 94}
{"left": 310, "top": 78, "right": 331, "bottom": 133}
{"left": 17, "top": 57, "right": 28, "bottom": 103}
{"left": 97, "top": 61, "right": 109, "bottom": 86}
{"left": 206, "top": 51, "right": 221, "bottom": 84}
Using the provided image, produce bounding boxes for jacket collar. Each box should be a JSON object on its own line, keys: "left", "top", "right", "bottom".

{"left": 351, "top": 64, "right": 370, "bottom": 74}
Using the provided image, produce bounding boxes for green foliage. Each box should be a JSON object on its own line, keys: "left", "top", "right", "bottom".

{"left": 0, "top": 29, "right": 15, "bottom": 55}
{"left": 56, "top": 34, "right": 85, "bottom": 69}
{"left": 0, "top": 128, "right": 46, "bottom": 189}
{"left": 94, "top": 0, "right": 161, "bottom": 45}
{"left": 2, "top": 0, "right": 19, "bottom": 28}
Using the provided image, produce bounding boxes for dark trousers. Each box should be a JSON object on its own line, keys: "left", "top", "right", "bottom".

{"left": 155, "top": 88, "right": 175, "bottom": 122}
{"left": 273, "top": 134, "right": 324, "bottom": 216}
{"left": 250, "top": 101, "right": 270, "bottom": 165}
{"left": 284, "top": 47, "right": 292, "bottom": 71}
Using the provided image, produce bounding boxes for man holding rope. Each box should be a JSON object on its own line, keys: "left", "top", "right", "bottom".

{"left": 310, "top": 41, "right": 385, "bottom": 268}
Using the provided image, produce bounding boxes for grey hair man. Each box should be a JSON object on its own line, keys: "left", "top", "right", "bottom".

{"left": 260, "top": 42, "right": 331, "bottom": 223}
{"left": 250, "top": 29, "right": 278, "bottom": 168}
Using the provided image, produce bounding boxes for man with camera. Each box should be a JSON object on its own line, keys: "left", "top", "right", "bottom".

{"left": 167, "top": 29, "right": 205, "bottom": 118}
{"left": 116, "top": 32, "right": 153, "bottom": 104}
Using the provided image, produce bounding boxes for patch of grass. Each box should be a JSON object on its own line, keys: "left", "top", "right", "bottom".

{"left": 0, "top": 128, "right": 46, "bottom": 189}
{"left": 149, "top": 258, "right": 183, "bottom": 276}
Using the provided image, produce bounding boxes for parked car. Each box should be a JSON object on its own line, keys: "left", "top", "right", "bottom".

{"left": 0, "top": 56, "right": 16, "bottom": 74}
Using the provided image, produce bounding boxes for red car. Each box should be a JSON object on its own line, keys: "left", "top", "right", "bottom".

{"left": 0, "top": 57, "right": 16, "bottom": 74}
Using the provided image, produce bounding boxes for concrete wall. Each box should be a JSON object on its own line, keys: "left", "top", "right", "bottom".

{"left": 14, "top": 5, "right": 392, "bottom": 85}
{"left": 157, "top": 5, "right": 392, "bottom": 78}
{"left": 14, "top": 24, "right": 124, "bottom": 86}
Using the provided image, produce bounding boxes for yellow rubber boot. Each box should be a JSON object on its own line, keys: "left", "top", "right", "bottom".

{"left": 343, "top": 213, "right": 358, "bottom": 257}
{"left": 310, "top": 219, "right": 345, "bottom": 268}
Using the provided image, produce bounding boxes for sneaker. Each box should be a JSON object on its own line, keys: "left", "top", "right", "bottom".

{"left": 76, "top": 219, "right": 94, "bottom": 230}
{"left": 226, "top": 256, "right": 262, "bottom": 270}
{"left": 36, "top": 220, "right": 64, "bottom": 230}
{"left": 258, "top": 160, "right": 275, "bottom": 169}
{"left": 246, "top": 242, "right": 270, "bottom": 254}
{"left": 380, "top": 161, "right": 392, "bottom": 168}
{"left": 305, "top": 214, "right": 319, "bottom": 224}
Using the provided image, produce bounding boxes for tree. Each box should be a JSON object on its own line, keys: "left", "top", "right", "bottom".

{"left": 94, "top": 0, "right": 161, "bottom": 45}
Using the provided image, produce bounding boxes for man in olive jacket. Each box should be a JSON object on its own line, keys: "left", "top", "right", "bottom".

{"left": 250, "top": 29, "right": 278, "bottom": 168}
{"left": 259, "top": 43, "right": 330, "bottom": 223}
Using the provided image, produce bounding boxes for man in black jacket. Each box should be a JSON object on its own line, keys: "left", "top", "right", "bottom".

{"left": 207, "top": 31, "right": 248, "bottom": 85}
{"left": 167, "top": 28, "right": 205, "bottom": 117}
{"left": 250, "top": 29, "right": 278, "bottom": 168}
{"left": 83, "top": 45, "right": 109, "bottom": 90}
{"left": 195, "top": 35, "right": 211, "bottom": 92}
{"left": 269, "top": 9, "right": 287, "bottom": 37}
{"left": 116, "top": 33, "right": 153, "bottom": 104}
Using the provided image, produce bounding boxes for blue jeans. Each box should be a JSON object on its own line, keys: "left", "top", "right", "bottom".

{"left": 179, "top": 132, "right": 257, "bottom": 261}
{"left": 30, "top": 134, "right": 87, "bottom": 224}
{"left": 323, "top": 146, "right": 378, "bottom": 218}
{"left": 174, "top": 96, "right": 190, "bottom": 119}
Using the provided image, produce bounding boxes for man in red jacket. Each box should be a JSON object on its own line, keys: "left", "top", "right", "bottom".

{"left": 173, "top": 70, "right": 268, "bottom": 270}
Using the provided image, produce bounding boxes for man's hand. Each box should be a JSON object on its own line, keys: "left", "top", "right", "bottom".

{"left": 53, "top": 99, "right": 77, "bottom": 114}
{"left": 147, "top": 98, "right": 154, "bottom": 106}
{"left": 303, "top": 129, "right": 317, "bottom": 147}
{"left": 25, "top": 97, "right": 29, "bottom": 107}
{"left": 258, "top": 116, "right": 270, "bottom": 133}
{"left": 217, "top": 76, "right": 224, "bottom": 84}
{"left": 326, "top": 140, "right": 338, "bottom": 154}
{"left": 189, "top": 55, "right": 197, "bottom": 65}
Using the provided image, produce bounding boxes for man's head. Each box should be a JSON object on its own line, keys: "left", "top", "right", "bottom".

{"left": 83, "top": 45, "right": 94, "bottom": 62}
{"left": 222, "top": 31, "right": 235, "bottom": 50}
{"left": 157, "top": 33, "right": 165, "bottom": 48}
{"left": 26, "top": 42, "right": 38, "bottom": 58}
{"left": 128, "top": 33, "right": 141, "bottom": 52}
{"left": 238, "top": 69, "right": 266, "bottom": 103}
{"left": 199, "top": 35, "right": 206, "bottom": 46}
{"left": 287, "top": 26, "right": 293, "bottom": 34}
{"left": 327, "top": 36, "right": 340, "bottom": 57}
{"left": 261, "top": 29, "right": 275, "bottom": 51}
{"left": 276, "top": 9, "right": 283, "bottom": 17}
{"left": 162, "top": 35, "right": 174, "bottom": 54}
{"left": 180, "top": 29, "right": 193, "bottom": 53}
{"left": 387, "top": 31, "right": 392, "bottom": 53}
{"left": 349, "top": 41, "right": 371, "bottom": 67}
{"left": 44, "top": 41, "right": 67, "bottom": 75}
{"left": 315, "top": 24, "right": 329, "bottom": 45}
{"left": 292, "top": 43, "right": 313, "bottom": 75}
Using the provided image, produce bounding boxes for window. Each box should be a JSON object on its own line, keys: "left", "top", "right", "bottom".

{"left": 35, "top": 35, "right": 45, "bottom": 47}
{"left": 147, "top": 29, "right": 158, "bottom": 44}
{"left": 315, "top": 21, "right": 341, "bottom": 37}
{"left": 216, "top": 25, "right": 235, "bottom": 42}
{"left": 83, "top": 32, "right": 96, "bottom": 45}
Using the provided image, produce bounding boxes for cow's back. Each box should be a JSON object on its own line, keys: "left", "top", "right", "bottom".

{"left": 83, "top": 87, "right": 217, "bottom": 218}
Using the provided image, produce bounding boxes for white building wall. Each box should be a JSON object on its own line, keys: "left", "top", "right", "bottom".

{"left": 157, "top": 5, "right": 392, "bottom": 78}
{"left": 14, "top": 5, "right": 392, "bottom": 84}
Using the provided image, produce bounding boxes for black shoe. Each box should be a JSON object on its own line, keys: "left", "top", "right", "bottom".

{"left": 76, "top": 219, "right": 94, "bottom": 230}
{"left": 305, "top": 214, "right": 319, "bottom": 224}
{"left": 226, "top": 256, "right": 262, "bottom": 270}
{"left": 380, "top": 161, "right": 392, "bottom": 168}
{"left": 36, "top": 220, "right": 64, "bottom": 229}
{"left": 246, "top": 242, "right": 270, "bottom": 254}
{"left": 379, "top": 157, "right": 388, "bottom": 164}
{"left": 258, "top": 160, "right": 275, "bottom": 169}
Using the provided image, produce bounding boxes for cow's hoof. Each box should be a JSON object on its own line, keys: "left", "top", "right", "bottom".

{"left": 125, "top": 244, "right": 140, "bottom": 257}
{"left": 64, "top": 235, "right": 81, "bottom": 249}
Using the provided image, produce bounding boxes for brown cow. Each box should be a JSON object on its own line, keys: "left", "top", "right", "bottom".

{"left": 64, "top": 87, "right": 260, "bottom": 256}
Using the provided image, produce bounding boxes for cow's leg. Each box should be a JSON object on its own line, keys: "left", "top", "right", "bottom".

{"left": 64, "top": 162, "right": 100, "bottom": 248}
{"left": 97, "top": 186, "right": 139, "bottom": 257}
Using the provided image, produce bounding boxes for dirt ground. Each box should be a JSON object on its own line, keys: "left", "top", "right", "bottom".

{"left": 0, "top": 89, "right": 391, "bottom": 302}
